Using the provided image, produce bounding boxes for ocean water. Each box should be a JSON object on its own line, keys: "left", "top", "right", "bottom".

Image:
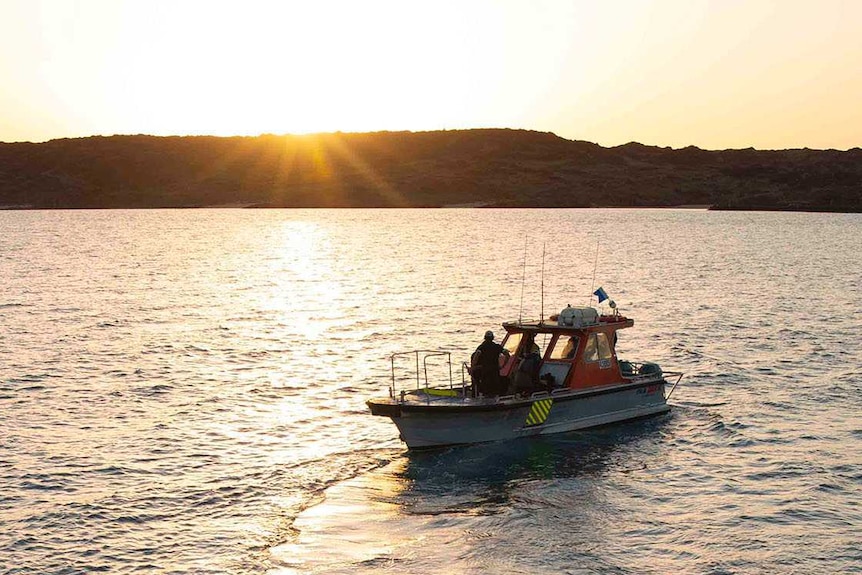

{"left": 0, "top": 208, "right": 860, "bottom": 575}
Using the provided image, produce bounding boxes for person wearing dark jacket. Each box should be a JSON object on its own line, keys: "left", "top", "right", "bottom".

{"left": 512, "top": 342, "right": 542, "bottom": 395}
{"left": 471, "top": 330, "right": 510, "bottom": 397}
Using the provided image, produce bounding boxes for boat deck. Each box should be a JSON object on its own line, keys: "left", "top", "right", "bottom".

{"left": 374, "top": 370, "right": 681, "bottom": 412}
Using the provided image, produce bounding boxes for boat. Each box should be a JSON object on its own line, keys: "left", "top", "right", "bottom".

{"left": 367, "top": 301, "right": 683, "bottom": 449}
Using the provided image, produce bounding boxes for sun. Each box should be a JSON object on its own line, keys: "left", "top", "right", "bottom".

{"left": 82, "top": 1, "right": 512, "bottom": 138}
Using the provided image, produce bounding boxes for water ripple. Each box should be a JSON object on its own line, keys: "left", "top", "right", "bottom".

{"left": 0, "top": 208, "right": 860, "bottom": 575}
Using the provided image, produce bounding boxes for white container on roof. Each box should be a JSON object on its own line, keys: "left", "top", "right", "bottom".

{"left": 557, "top": 306, "right": 598, "bottom": 328}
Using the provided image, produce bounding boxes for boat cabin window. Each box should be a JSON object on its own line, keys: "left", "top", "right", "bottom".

{"left": 502, "top": 333, "right": 523, "bottom": 355}
{"left": 583, "top": 333, "right": 613, "bottom": 362}
{"left": 597, "top": 333, "right": 612, "bottom": 359}
{"left": 548, "top": 336, "right": 578, "bottom": 360}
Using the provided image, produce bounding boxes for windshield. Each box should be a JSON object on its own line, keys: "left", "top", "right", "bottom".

{"left": 502, "top": 332, "right": 523, "bottom": 355}
{"left": 549, "top": 335, "right": 578, "bottom": 360}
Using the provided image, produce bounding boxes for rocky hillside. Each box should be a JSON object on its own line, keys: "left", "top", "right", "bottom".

{"left": 0, "top": 129, "right": 859, "bottom": 211}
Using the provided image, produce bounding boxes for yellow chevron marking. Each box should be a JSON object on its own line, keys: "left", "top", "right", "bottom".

{"left": 525, "top": 398, "right": 553, "bottom": 426}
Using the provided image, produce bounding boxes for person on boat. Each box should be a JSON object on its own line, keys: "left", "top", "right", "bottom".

{"left": 562, "top": 336, "right": 577, "bottom": 359}
{"left": 512, "top": 341, "right": 542, "bottom": 395}
{"left": 473, "top": 330, "right": 510, "bottom": 397}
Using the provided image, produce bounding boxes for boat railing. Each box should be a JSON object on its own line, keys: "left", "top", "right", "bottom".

{"left": 620, "top": 361, "right": 665, "bottom": 380}
{"left": 389, "top": 350, "right": 466, "bottom": 398}
{"left": 664, "top": 371, "right": 684, "bottom": 400}
{"left": 620, "top": 363, "right": 684, "bottom": 399}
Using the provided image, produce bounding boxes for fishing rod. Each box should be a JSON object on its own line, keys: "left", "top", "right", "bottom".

{"left": 518, "top": 236, "right": 528, "bottom": 323}
{"left": 588, "top": 240, "right": 599, "bottom": 306}
{"left": 540, "top": 242, "right": 546, "bottom": 324}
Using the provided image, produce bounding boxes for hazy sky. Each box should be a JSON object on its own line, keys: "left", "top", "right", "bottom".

{"left": 1, "top": 0, "right": 860, "bottom": 149}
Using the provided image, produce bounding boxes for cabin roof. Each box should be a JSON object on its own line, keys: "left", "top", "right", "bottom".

{"left": 502, "top": 314, "right": 634, "bottom": 334}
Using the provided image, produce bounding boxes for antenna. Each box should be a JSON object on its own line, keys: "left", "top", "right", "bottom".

{"left": 518, "top": 236, "right": 527, "bottom": 323}
{"left": 588, "top": 240, "right": 599, "bottom": 305}
{"left": 540, "top": 242, "right": 546, "bottom": 323}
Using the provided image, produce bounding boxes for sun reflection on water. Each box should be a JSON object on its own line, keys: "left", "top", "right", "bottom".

{"left": 268, "top": 458, "right": 420, "bottom": 574}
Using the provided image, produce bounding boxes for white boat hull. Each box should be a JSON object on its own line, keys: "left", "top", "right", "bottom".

{"left": 368, "top": 379, "right": 670, "bottom": 449}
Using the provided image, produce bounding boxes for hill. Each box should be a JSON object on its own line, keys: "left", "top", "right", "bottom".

{"left": 0, "top": 129, "right": 860, "bottom": 211}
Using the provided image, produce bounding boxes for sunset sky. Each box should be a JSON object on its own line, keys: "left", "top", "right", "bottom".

{"left": 1, "top": 0, "right": 860, "bottom": 150}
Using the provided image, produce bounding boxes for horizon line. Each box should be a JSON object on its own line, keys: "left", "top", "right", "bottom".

{"left": 1, "top": 128, "right": 859, "bottom": 154}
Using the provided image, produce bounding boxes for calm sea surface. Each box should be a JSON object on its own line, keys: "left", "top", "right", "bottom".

{"left": 1, "top": 208, "right": 860, "bottom": 575}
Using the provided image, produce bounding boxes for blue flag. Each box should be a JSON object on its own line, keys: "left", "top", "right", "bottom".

{"left": 593, "top": 287, "right": 609, "bottom": 303}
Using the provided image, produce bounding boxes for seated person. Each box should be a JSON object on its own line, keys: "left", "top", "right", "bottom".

{"left": 511, "top": 342, "right": 542, "bottom": 395}
{"left": 562, "top": 337, "right": 577, "bottom": 359}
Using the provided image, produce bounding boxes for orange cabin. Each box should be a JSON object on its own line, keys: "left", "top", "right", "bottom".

{"left": 499, "top": 307, "right": 634, "bottom": 392}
